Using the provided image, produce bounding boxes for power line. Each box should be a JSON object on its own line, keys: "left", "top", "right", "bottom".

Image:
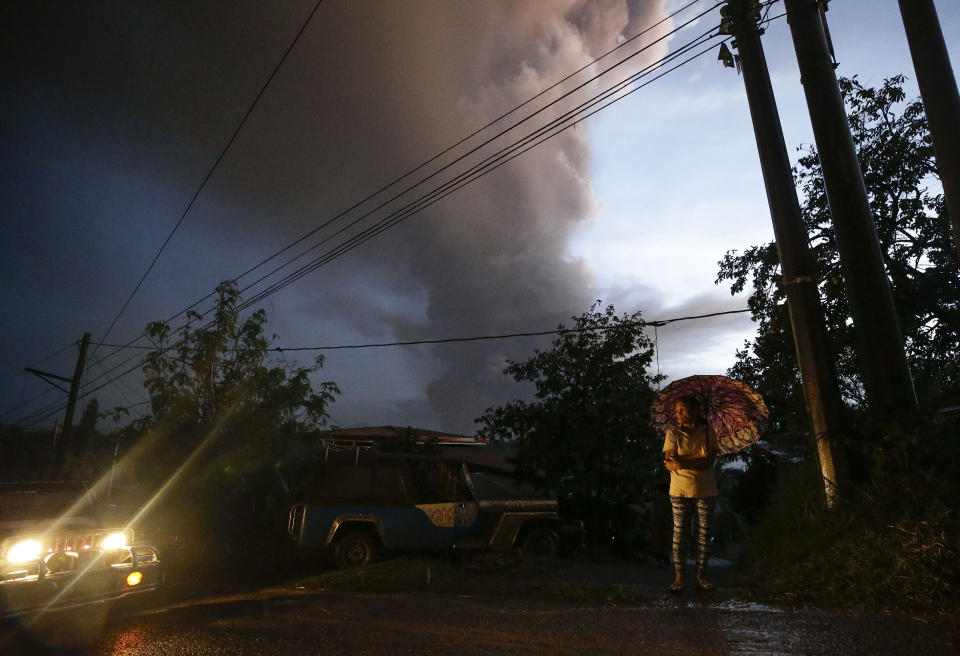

{"left": 230, "top": 8, "right": 724, "bottom": 309}
{"left": 48, "top": 31, "right": 734, "bottom": 414}
{"left": 8, "top": 6, "right": 740, "bottom": 424}
{"left": 231, "top": 31, "right": 727, "bottom": 315}
{"left": 217, "top": 0, "right": 716, "bottom": 309}
{"left": 96, "top": 0, "right": 327, "bottom": 348}
{"left": 39, "top": 16, "right": 722, "bottom": 420}
{"left": 85, "top": 0, "right": 724, "bottom": 376}
{"left": 89, "top": 308, "right": 752, "bottom": 353}
{"left": 8, "top": 0, "right": 330, "bottom": 423}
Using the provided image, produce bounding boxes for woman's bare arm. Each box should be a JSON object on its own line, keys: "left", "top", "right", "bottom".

{"left": 663, "top": 449, "right": 681, "bottom": 471}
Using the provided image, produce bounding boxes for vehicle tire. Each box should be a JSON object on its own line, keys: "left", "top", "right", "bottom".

{"left": 332, "top": 531, "right": 378, "bottom": 569}
{"left": 518, "top": 525, "right": 560, "bottom": 558}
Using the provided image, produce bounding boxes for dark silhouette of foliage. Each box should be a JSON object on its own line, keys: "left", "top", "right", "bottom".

{"left": 476, "top": 303, "right": 663, "bottom": 554}
{"left": 717, "top": 75, "right": 960, "bottom": 435}
{"left": 106, "top": 281, "right": 340, "bottom": 577}
{"left": 718, "top": 77, "right": 960, "bottom": 609}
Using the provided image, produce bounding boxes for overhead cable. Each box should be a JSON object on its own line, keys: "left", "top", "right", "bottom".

{"left": 10, "top": 6, "right": 746, "bottom": 424}
{"left": 89, "top": 308, "right": 752, "bottom": 353}
{"left": 60, "top": 31, "right": 735, "bottom": 412}
{"left": 83, "top": 0, "right": 723, "bottom": 376}
{"left": 232, "top": 31, "right": 727, "bottom": 315}
{"left": 96, "top": 0, "right": 327, "bottom": 348}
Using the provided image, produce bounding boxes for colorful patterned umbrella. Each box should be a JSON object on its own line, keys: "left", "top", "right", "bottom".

{"left": 650, "top": 375, "right": 769, "bottom": 455}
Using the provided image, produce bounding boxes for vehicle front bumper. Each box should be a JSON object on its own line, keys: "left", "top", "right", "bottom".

{"left": 0, "top": 545, "right": 161, "bottom": 619}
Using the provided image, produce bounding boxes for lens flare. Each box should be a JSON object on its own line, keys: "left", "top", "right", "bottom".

{"left": 102, "top": 532, "right": 127, "bottom": 550}
{"left": 7, "top": 540, "right": 42, "bottom": 564}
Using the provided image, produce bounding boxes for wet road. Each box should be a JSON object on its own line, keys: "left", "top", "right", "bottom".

{"left": 3, "top": 587, "right": 956, "bottom": 655}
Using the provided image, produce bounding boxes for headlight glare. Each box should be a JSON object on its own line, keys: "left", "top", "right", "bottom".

{"left": 101, "top": 532, "right": 127, "bottom": 550}
{"left": 7, "top": 540, "right": 42, "bottom": 564}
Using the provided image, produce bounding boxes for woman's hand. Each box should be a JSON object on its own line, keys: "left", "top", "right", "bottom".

{"left": 664, "top": 458, "right": 682, "bottom": 472}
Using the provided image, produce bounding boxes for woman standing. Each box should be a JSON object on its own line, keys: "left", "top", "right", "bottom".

{"left": 662, "top": 395, "right": 717, "bottom": 592}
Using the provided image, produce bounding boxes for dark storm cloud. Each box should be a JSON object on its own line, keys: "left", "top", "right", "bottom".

{"left": 2, "top": 1, "right": 672, "bottom": 433}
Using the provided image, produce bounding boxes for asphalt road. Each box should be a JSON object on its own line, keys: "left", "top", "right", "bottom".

{"left": 3, "top": 585, "right": 956, "bottom": 655}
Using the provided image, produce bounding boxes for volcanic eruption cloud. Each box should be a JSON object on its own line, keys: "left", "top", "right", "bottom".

{"left": 295, "top": 0, "right": 671, "bottom": 432}
{"left": 0, "top": 0, "right": 672, "bottom": 433}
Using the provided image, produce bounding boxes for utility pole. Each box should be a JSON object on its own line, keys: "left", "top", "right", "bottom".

{"left": 722, "top": 0, "right": 844, "bottom": 504}
{"left": 898, "top": 0, "right": 960, "bottom": 260}
{"left": 784, "top": 0, "right": 919, "bottom": 421}
{"left": 27, "top": 332, "right": 90, "bottom": 472}
{"left": 62, "top": 333, "right": 91, "bottom": 441}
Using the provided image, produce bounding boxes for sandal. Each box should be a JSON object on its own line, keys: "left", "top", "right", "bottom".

{"left": 696, "top": 578, "right": 715, "bottom": 592}
{"left": 669, "top": 576, "right": 686, "bottom": 593}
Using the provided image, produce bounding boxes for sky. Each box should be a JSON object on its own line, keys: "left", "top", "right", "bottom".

{"left": 2, "top": 0, "right": 958, "bottom": 436}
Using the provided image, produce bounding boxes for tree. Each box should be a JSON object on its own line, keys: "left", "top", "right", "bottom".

{"left": 111, "top": 281, "right": 340, "bottom": 571}
{"left": 715, "top": 78, "right": 960, "bottom": 609}
{"left": 717, "top": 75, "right": 960, "bottom": 438}
{"left": 140, "top": 281, "right": 337, "bottom": 435}
{"left": 476, "top": 303, "right": 663, "bottom": 552}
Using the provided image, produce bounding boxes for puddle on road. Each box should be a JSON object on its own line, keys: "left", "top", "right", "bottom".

{"left": 722, "top": 625, "right": 794, "bottom": 656}
{"left": 713, "top": 600, "right": 784, "bottom": 613}
{"left": 647, "top": 598, "right": 781, "bottom": 612}
{"left": 715, "top": 602, "right": 826, "bottom": 656}
{"left": 649, "top": 597, "right": 816, "bottom": 655}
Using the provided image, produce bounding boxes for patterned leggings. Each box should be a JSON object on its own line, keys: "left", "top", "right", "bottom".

{"left": 670, "top": 496, "right": 716, "bottom": 574}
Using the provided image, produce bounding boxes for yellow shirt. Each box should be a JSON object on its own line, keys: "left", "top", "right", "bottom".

{"left": 663, "top": 425, "right": 718, "bottom": 498}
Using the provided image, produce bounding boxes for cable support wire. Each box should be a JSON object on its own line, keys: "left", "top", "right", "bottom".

{"left": 20, "top": 30, "right": 735, "bottom": 423}
{"left": 1, "top": 337, "right": 85, "bottom": 422}
{"left": 2, "top": 333, "right": 92, "bottom": 421}
{"left": 79, "top": 0, "right": 724, "bottom": 380}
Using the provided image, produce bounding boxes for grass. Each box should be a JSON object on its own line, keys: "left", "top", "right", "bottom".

{"left": 293, "top": 552, "right": 588, "bottom": 594}
{"left": 290, "top": 553, "right": 746, "bottom": 607}
{"left": 296, "top": 557, "right": 465, "bottom": 593}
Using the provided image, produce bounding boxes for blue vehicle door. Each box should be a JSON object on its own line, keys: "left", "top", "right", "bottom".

{"left": 387, "top": 460, "right": 479, "bottom": 549}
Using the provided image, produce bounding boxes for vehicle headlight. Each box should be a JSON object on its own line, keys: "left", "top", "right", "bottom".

{"left": 7, "top": 539, "right": 42, "bottom": 564}
{"left": 101, "top": 532, "right": 127, "bottom": 550}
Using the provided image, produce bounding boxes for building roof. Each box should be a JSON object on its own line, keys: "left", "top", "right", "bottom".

{"left": 318, "top": 426, "right": 515, "bottom": 470}
{"left": 320, "top": 426, "right": 488, "bottom": 446}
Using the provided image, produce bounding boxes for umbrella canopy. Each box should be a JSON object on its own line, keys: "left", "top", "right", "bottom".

{"left": 651, "top": 375, "right": 769, "bottom": 455}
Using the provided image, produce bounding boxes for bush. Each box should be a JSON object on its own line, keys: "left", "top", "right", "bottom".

{"left": 744, "top": 457, "right": 959, "bottom": 611}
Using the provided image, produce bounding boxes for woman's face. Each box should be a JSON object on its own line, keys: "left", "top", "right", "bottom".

{"left": 675, "top": 400, "right": 696, "bottom": 426}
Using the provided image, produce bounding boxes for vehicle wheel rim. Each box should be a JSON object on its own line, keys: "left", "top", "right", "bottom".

{"left": 345, "top": 541, "right": 369, "bottom": 564}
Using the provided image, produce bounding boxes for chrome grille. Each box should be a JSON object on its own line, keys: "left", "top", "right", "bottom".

{"left": 47, "top": 530, "right": 120, "bottom": 555}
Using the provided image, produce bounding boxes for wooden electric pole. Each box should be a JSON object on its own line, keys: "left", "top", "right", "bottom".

{"left": 784, "top": 0, "right": 919, "bottom": 421}
{"left": 26, "top": 332, "right": 91, "bottom": 472}
{"left": 898, "top": 0, "right": 960, "bottom": 260}
{"left": 722, "top": 0, "right": 844, "bottom": 504}
{"left": 60, "top": 332, "right": 91, "bottom": 467}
